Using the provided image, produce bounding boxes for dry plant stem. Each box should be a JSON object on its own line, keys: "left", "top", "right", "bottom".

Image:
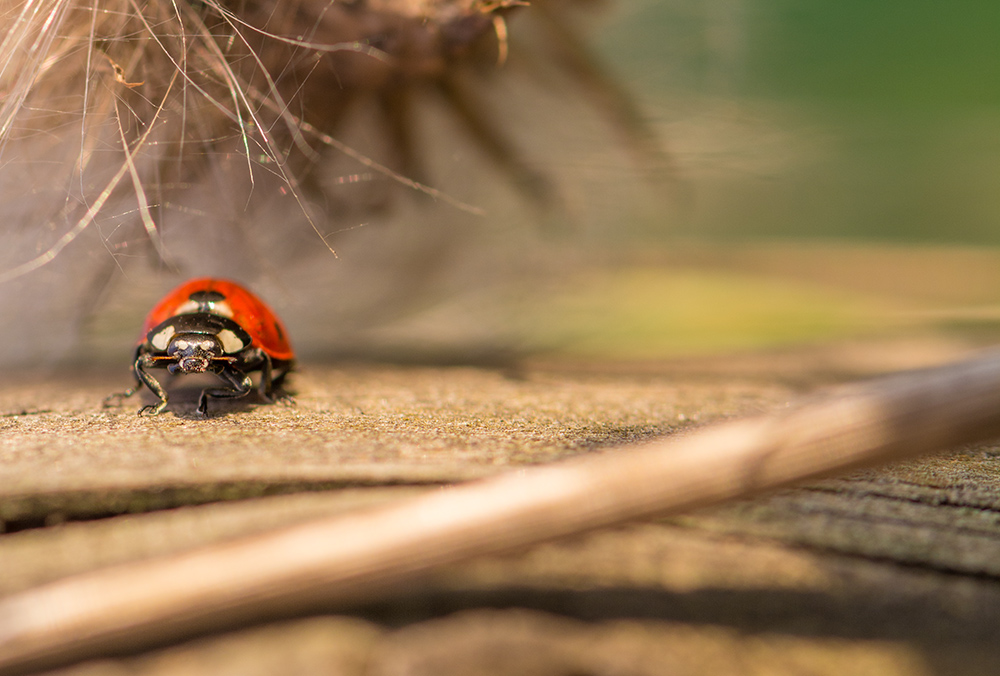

{"left": 4, "top": 351, "right": 1000, "bottom": 673}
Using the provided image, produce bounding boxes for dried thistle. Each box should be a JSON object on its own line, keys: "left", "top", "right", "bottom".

{"left": 0, "top": 0, "right": 665, "bottom": 364}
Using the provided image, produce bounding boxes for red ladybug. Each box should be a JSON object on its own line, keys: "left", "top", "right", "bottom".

{"left": 109, "top": 278, "right": 294, "bottom": 416}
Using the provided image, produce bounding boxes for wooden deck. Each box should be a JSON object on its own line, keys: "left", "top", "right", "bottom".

{"left": 2, "top": 343, "right": 999, "bottom": 675}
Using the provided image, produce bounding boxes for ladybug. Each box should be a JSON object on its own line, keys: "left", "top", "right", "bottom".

{"left": 109, "top": 278, "right": 295, "bottom": 416}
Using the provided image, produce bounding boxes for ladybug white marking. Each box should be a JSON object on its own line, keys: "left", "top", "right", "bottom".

{"left": 217, "top": 328, "right": 246, "bottom": 353}
{"left": 174, "top": 298, "right": 235, "bottom": 318}
{"left": 151, "top": 325, "right": 176, "bottom": 351}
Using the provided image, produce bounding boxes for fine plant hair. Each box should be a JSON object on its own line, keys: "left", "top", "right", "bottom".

{"left": 0, "top": 0, "right": 503, "bottom": 271}
{"left": 0, "top": 0, "right": 663, "bottom": 364}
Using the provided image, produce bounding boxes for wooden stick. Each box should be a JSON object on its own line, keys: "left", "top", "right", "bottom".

{"left": 4, "top": 350, "right": 1000, "bottom": 674}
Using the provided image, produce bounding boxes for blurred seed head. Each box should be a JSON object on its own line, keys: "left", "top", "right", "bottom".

{"left": 0, "top": 0, "right": 670, "bottom": 367}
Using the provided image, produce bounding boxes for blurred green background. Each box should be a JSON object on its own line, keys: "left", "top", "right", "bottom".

{"left": 519, "top": 0, "right": 1000, "bottom": 360}
{"left": 74, "top": 1, "right": 1000, "bottom": 366}
{"left": 597, "top": 0, "right": 1000, "bottom": 243}
{"left": 584, "top": 0, "right": 1000, "bottom": 244}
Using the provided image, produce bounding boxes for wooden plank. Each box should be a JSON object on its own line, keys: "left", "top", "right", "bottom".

{"left": 6, "top": 346, "right": 1000, "bottom": 673}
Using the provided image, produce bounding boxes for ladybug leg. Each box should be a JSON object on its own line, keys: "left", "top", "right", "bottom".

{"left": 103, "top": 348, "right": 145, "bottom": 408}
{"left": 197, "top": 366, "right": 253, "bottom": 416}
{"left": 272, "top": 367, "right": 296, "bottom": 406}
{"left": 257, "top": 353, "right": 294, "bottom": 405}
{"left": 102, "top": 381, "right": 141, "bottom": 408}
{"left": 134, "top": 354, "right": 170, "bottom": 416}
{"left": 257, "top": 350, "right": 275, "bottom": 402}
{"left": 271, "top": 368, "right": 290, "bottom": 389}
{"left": 104, "top": 352, "right": 168, "bottom": 415}
{"left": 240, "top": 348, "right": 288, "bottom": 405}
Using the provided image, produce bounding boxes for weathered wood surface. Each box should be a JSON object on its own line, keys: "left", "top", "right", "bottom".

{"left": 3, "top": 342, "right": 1000, "bottom": 675}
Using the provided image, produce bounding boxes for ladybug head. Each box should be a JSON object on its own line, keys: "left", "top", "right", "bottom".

{"left": 165, "top": 334, "right": 222, "bottom": 374}
{"left": 146, "top": 313, "right": 252, "bottom": 373}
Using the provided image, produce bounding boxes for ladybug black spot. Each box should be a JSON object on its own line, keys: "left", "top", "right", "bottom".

{"left": 189, "top": 290, "right": 226, "bottom": 303}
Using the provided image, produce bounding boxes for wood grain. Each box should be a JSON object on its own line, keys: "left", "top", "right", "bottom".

{"left": 3, "top": 349, "right": 1000, "bottom": 674}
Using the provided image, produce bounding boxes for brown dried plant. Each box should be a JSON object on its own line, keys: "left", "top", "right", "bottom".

{"left": 0, "top": 0, "right": 664, "bottom": 364}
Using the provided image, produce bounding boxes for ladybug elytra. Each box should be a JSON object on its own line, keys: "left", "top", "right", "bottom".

{"left": 108, "top": 278, "right": 294, "bottom": 416}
